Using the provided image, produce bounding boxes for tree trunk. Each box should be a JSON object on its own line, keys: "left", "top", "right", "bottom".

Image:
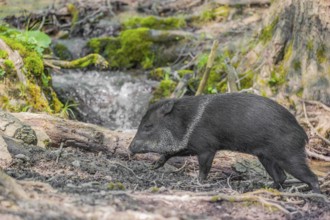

{"left": 238, "top": 0, "right": 330, "bottom": 105}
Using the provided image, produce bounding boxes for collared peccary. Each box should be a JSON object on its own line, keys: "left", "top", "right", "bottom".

{"left": 129, "top": 93, "right": 320, "bottom": 193}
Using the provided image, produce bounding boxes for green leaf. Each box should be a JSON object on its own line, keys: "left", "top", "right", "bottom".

{"left": 25, "top": 31, "right": 51, "bottom": 49}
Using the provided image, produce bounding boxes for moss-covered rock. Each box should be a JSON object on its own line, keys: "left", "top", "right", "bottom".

{"left": 148, "top": 67, "right": 172, "bottom": 80}
{"left": 123, "top": 16, "right": 186, "bottom": 30}
{"left": 52, "top": 43, "right": 73, "bottom": 60}
{"left": 88, "top": 28, "right": 168, "bottom": 69}
{"left": 0, "top": 27, "right": 63, "bottom": 114}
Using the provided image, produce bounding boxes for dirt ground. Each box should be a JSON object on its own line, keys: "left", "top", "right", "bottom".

{"left": 1, "top": 131, "right": 330, "bottom": 220}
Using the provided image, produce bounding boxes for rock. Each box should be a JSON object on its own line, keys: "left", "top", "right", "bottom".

{"left": 0, "top": 136, "right": 12, "bottom": 166}
{"left": 14, "top": 154, "right": 30, "bottom": 162}
{"left": 13, "top": 125, "right": 38, "bottom": 145}
{"left": 72, "top": 160, "right": 80, "bottom": 167}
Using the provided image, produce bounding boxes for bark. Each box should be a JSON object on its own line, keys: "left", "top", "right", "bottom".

{"left": 238, "top": 0, "right": 330, "bottom": 105}
{"left": 11, "top": 112, "right": 132, "bottom": 157}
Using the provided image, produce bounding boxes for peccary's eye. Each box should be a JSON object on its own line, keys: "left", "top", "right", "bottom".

{"left": 144, "top": 124, "right": 153, "bottom": 131}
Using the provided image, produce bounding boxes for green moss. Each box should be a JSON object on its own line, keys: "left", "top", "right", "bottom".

{"left": 27, "top": 82, "right": 51, "bottom": 112}
{"left": 3, "top": 59, "right": 14, "bottom": 69}
{"left": 107, "top": 182, "right": 125, "bottom": 190}
{"left": 88, "top": 28, "right": 155, "bottom": 69}
{"left": 0, "top": 50, "right": 8, "bottom": 59}
{"left": 151, "top": 78, "right": 177, "bottom": 103}
{"left": 296, "top": 88, "right": 303, "bottom": 98}
{"left": 210, "top": 196, "right": 219, "bottom": 202}
{"left": 316, "top": 44, "right": 326, "bottom": 64}
{"left": 149, "top": 67, "right": 171, "bottom": 80}
{"left": 150, "top": 187, "right": 160, "bottom": 193}
{"left": 0, "top": 36, "right": 44, "bottom": 77}
{"left": 53, "top": 43, "right": 72, "bottom": 60}
{"left": 306, "top": 40, "right": 314, "bottom": 52}
{"left": 199, "top": 6, "right": 230, "bottom": 22}
{"left": 118, "top": 28, "right": 153, "bottom": 68}
{"left": 268, "top": 64, "right": 286, "bottom": 90}
{"left": 25, "top": 56, "right": 44, "bottom": 76}
{"left": 177, "top": 69, "right": 194, "bottom": 78}
{"left": 293, "top": 59, "right": 301, "bottom": 71}
{"left": 283, "top": 42, "right": 293, "bottom": 62}
{"left": 259, "top": 16, "right": 279, "bottom": 44}
{"left": 51, "top": 90, "right": 63, "bottom": 113}
{"left": 123, "top": 16, "right": 186, "bottom": 30}
{"left": 216, "top": 80, "right": 227, "bottom": 93}
{"left": 240, "top": 70, "right": 255, "bottom": 89}
{"left": 67, "top": 3, "right": 79, "bottom": 31}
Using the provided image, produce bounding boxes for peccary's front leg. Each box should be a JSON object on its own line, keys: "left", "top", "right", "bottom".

{"left": 151, "top": 154, "right": 172, "bottom": 169}
{"left": 197, "top": 151, "right": 216, "bottom": 182}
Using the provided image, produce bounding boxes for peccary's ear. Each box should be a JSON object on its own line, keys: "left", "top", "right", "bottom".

{"left": 160, "top": 100, "right": 174, "bottom": 115}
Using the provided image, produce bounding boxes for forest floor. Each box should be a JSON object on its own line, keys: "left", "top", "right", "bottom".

{"left": 1, "top": 0, "right": 330, "bottom": 219}
{"left": 1, "top": 126, "right": 330, "bottom": 220}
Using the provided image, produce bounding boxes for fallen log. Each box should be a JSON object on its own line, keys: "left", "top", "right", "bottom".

{"left": 12, "top": 112, "right": 132, "bottom": 157}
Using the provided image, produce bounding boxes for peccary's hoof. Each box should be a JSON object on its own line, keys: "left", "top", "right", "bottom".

{"left": 270, "top": 182, "right": 283, "bottom": 190}
{"left": 151, "top": 162, "right": 163, "bottom": 170}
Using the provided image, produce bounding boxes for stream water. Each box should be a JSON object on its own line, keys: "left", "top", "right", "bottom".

{"left": 52, "top": 70, "right": 158, "bottom": 130}
{"left": 0, "top": 0, "right": 56, "bottom": 18}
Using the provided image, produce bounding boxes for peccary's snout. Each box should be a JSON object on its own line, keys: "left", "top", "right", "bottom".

{"left": 129, "top": 138, "right": 144, "bottom": 156}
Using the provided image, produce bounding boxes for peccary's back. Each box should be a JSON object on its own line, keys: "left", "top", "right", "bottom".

{"left": 178, "top": 93, "right": 308, "bottom": 154}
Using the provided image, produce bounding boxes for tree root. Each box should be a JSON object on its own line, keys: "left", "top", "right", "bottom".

{"left": 245, "top": 189, "right": 330, "bottom": 204}
{"left": 44, "top": 54, "right": 109, "bottom": 69}
{"left": 211, "top": 189, "right": 330, "bottom": 217}
{"left": 304, "top": 100, "right": 330, "bottom": 112}
{"left": 211, "top": 193, "right": 291, "bottom": 215}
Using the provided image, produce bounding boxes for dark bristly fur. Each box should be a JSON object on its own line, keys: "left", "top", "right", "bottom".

{"left": 129, "top": 93, "right": 320, "bottom": 193}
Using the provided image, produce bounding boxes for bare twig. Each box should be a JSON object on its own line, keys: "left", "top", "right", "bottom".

{"left": 302, "top": 101, "right": 330, "bottom": 145}
{"left": 212, "top": 193, "right": 290, "bottom": 215}
{"left": 224, "top": 58, "right": 239, "bottom": 92}
{"left": 306, "top": 149, "right": 330, "bottom": 162}
{"left": 245, "top": 189, "right": 330, "bottom": 203}
{"left": 108, "top": 161, "right": 143, "bottom": 180}
{"left": 56, "top": 142, "right": 64, "bottom": 164}
{"left": 304, "top": 100, "right": 330, "bottom": 112}
{"left": 173, "top": 160, "right": 188, "bottom": 173}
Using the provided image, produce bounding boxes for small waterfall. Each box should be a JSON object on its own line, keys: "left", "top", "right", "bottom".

{"left": 52, "top": 70, "right": 158, "bottom": 130}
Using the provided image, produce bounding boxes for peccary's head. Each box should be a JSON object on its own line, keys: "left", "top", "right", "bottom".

{"left": 129, "top": 99, "right": 186, "bottom": 155}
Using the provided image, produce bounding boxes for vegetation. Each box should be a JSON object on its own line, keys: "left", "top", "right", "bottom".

{"left": 123, "top": 16, "right": 186, "bottom": 30}
{"left": 0, "top": 25, "right": 63, "bottom": 114}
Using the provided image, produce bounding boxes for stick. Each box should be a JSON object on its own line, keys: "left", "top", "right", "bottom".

{"left": 195, "top": 40, "right": 219, "bottom": 96}
{"left": 211, "top": 194, "right": 291, "bottom": 215}
{"left": 302, "top": 101, "right": 330, "bottom": 145}
{"left": 224, "top": 58, "right": 239, "bottom": 92}
{"left": 108, "top": 161, "right": 143, "bottom": 180}
{"left": 56, "top": 142, "right": 64, "bottom": 164}
{"left": 245, "top": 189, "right": 330, "bottom": 203}
{"left": 306, "top": 149, "right": 330, "bottom": 162}
{"left": 303, "top": 100, "right": 330, "bottom": 112}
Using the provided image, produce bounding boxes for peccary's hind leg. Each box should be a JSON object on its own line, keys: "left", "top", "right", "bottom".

{"left": 197, "top": 151, "right": 216, "bottom": 181}
{"left": 276, "top": 154, "right": 320, "bottom": 193}
{"left": 258, "top": 156, "right": 287, "bottom": 189}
